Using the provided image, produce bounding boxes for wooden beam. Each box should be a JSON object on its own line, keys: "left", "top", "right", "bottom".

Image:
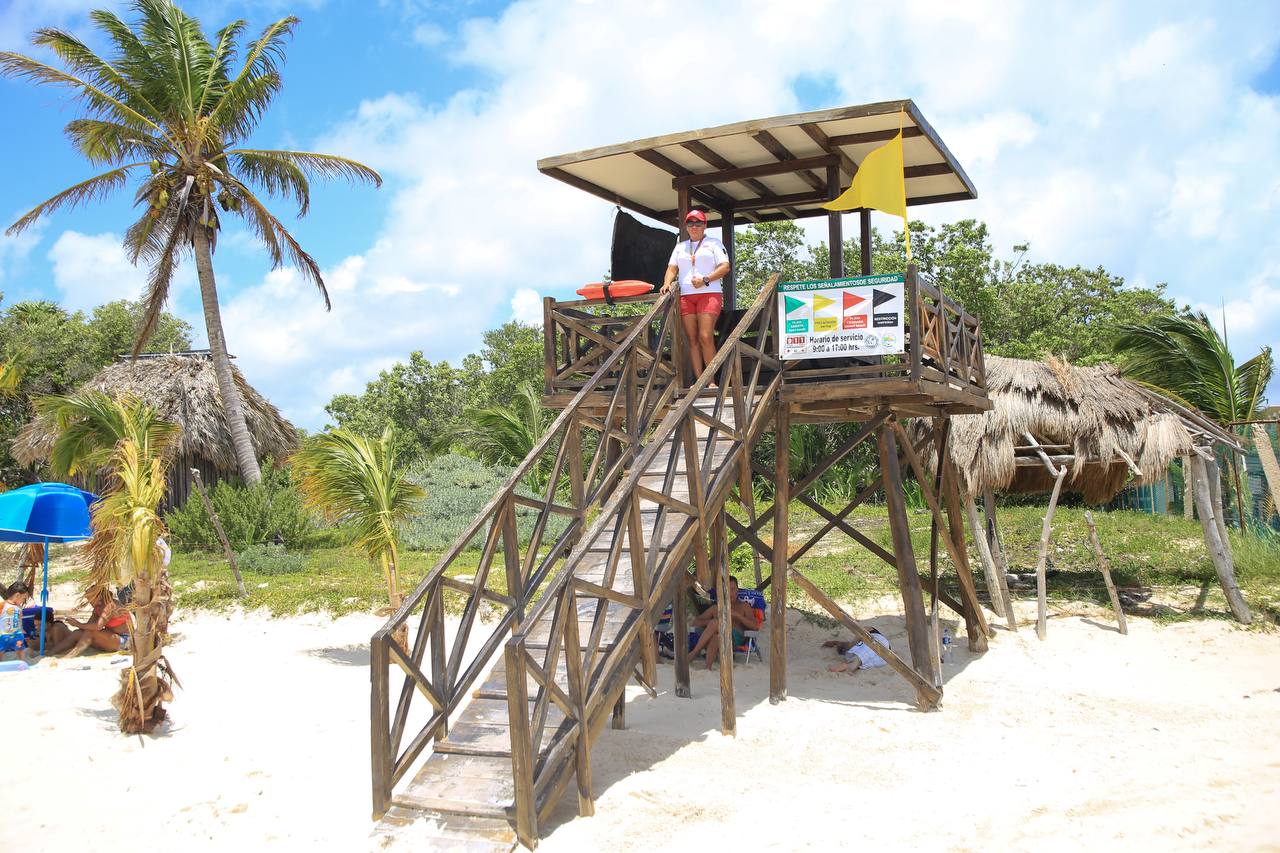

{"left": 770, "top": 403, "right": 790, "bottom": 704}
{"left": 800, "top": 122, "right": 857, "bottom": 178}
{"left": 542, "top": 166, "right": 671, "bottom": 224}
{"left": 827, "top": 125, "right": 925, "bottom": 147}
{"left": 878, "top": 421, "right": 941, "bottom": 687}
{"left": 633, "top": 148, "right": 738, "bottom": 211}
{"left": 827, "top": 164, "right": 844, "bottom": 279}
{"left": 714, "top": 510, "right": 736, "bottom": 735}
{"left": 672, "top": 152, "right": 839, "bottom": 189}
{"left": 752, "top": 129, "right": 826, "bottom": 192}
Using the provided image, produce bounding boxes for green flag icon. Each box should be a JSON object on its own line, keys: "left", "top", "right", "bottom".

{"left": 785, "top": 295, "right": 806, "bottom": 315}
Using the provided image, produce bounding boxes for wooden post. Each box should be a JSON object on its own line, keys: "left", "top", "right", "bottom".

{"left": 674, "top": 569, "right": 691, "bottom": 699}
{"left": 370, "top": 634, "right": 391, "bottom": 819}
{"left": 1182, "top": 456, "right": 1194, "bottom": 519}
{"left": 721, "top": 206, "right": 736, "bottom": 312}
{"left": 1190, "top": 454, "right": 1252, "bottom": 624}
{"left": 981, "top": 490, "right": 1018, "bottom": 629}
{"left": 827, "top": 165, "right": 844, "bottom": 279}
{"left": 1083, "top": 510, "right": 1127, "bottom": 635}
{"left": 878, "top": 422, "right": 940, "bottom": 687}
{"left": 611, "top": 694, "right": 626, "bottom": 730}
{"left": 1206, "top": 457, "right": 1232, "bottom": 557}
{"left": 191, "top": 468, "right": 245, "bottom": 598}
{"left": 714, "top": 509, "right": 735, "bottom": 736}
{"left": 769, "top": 403, "right": 790, "bottom": 704}
{"left": 859, "top": 210, "right": 872, "bottom": 275}
{"left": 1034, "top": 469, "right": 1067, "bottom": 640}
{"left": 543, "top": 296, "right": 556, "bottom": 394}
{"left": 939, "top": 449, "right": 991, "bottom": 650}
{"left": 964, "top": 496, "right": 1007, "bottom": 620}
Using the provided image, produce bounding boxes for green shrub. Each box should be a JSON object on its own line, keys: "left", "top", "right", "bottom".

{"left": 236, "top": 543, "right": 306, "bottom": 575}
{"left": 165, "top": 462, "right": 320, "bottom": 550}
{"left": 401, "top": 453, "right": 569, "bottom": 551}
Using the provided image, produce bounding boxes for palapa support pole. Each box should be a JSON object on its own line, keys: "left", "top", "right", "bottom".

{"left": 191, "top": 468, "right": 246, "bottom": 598}
{"left": 1182, "top": 456, "right": 1194, "bottom": 520}
{"left": 878, "top": 419, "right": 940, "bottom": 688}
{"left": 769, "top": 403, "right": 790, "bottom": 704}
{"left": 1205, "top": 456, "right": 1232, "bottom": 558}
{"left": 1083, "top": 509, "right": 1127, "bottom": 635}
{"left": 1034, "top": 469, "right": 1067, "bottom": 640}
{"left": 1189, "top": 454, "right": 1251, "bottom": 624}
{"left": 965, "top": 496, "right": 1015, "bottom": 629}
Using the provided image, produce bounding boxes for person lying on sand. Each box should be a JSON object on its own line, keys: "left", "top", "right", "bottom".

{"left": 823, "top": 627, "right": 891, "bottom": 673}
{"left": 689, "top": 576, "right": 761, "bottom": 670}
{"left": 44, "top": 589, "right": 129, "bottom": 658}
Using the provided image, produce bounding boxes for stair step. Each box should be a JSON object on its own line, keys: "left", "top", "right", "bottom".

{"left": 376, "top": 808, "right": 516, "bottom": 852}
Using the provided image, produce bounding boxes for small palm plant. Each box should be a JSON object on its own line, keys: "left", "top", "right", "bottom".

{"left": 292, "top": 428, "right": 423, "bottom": 614}
{"left": 41, "top": 390, "right": 180, "bottom": 733}
{"left": 1114, "top": 311, "right": 1274, "bottom": 528}
{"left": 464, "top": 382, "right": 553, "bottom": 491}
{"left": 1, "top": 0, "right": 381, "bottom": 484}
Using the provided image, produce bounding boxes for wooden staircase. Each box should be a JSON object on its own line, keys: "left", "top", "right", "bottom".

{"left": 372, "top": 283, "right": 779, "bottom": 849}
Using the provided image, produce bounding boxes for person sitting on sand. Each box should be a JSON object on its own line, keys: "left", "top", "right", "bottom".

{"left": 689, "top": 576, "right": 762, "bottom": 670}
{"left": 823, "top": 627, "right": 891, "bottom": 673}
{"left": 1, "top": 581, "right": 29, "bottom": 660}
{"left": 44, "top": 588, "right": 130, "bottom": 658}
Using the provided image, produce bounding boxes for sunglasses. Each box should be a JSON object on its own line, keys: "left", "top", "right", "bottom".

{"left": 685, "top": 220, "right": 706, "bottom": 226}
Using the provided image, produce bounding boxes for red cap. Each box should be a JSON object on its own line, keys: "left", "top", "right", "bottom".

{"left": 684, "top": 209, "right": 707, "bottom": 223}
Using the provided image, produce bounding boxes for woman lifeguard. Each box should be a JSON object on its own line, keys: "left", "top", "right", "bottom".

{"left": 661, "top": 209, "right": 731, "bottom": 380}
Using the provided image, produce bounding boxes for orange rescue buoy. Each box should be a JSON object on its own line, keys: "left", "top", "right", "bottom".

{"left": 575, "top": 280, "right": 655, "bottom": 303}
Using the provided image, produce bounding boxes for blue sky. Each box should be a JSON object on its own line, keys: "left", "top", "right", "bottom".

{"left": 2, "top": 1, "right": 1279, "bottom": 429}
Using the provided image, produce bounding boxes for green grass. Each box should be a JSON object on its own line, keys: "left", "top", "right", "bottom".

{"left": 154, "top": 504, "right": 1279, "bottom": 624}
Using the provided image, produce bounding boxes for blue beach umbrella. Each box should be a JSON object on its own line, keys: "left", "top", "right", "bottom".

{"left": 0, "top": 482, "right": 98, "bottom": 655}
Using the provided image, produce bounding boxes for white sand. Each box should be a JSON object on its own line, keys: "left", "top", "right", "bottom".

{"left": 5, "top": 599, "right": 1280, "bottom": 852}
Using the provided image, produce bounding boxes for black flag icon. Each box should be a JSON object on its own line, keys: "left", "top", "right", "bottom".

{"left": 872, "top": 288, "right": 896, "bottom": 308}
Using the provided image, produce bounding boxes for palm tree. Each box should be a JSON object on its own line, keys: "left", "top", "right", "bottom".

{"left": 292, "top": 428, "right": 423, "bottom": 614}
{"left": 0, "top": 0, "right": 381, "bottom": 484}
{"left": 41, "top": 390, "right": 181, "bottom": 733}
{"left": 463, "top": 382, "right": 552, "bottom": 490}
{"left": 1114, "top": 311, "right": 1274, "bottom": 528}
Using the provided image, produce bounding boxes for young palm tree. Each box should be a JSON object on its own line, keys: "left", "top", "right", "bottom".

{"left": 42, "top": 390, "right": 181, "bottom": 733}
{"left": 463, "top": 382, "right": 552, "bottom": 490}
{"left": 0, "top": 0, "right": 382, "bottom": 484}
{"left": 292, "top": 428, "right": 423, "bottom": 614}
{"left": 1114, "top": 311, "right": 1274, "bottom": 528}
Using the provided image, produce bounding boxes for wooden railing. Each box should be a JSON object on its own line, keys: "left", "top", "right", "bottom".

{"left": 503, "top": 276, "right": 782, "bottom": 847}
{"left": 913, "top": 269, "right": 986, "bottom": 391}
{"left": 370, "top": 289, "right": 682, "bottom": 817}
{"left": 542, "top": 292, "right": 676, "bottom": 399}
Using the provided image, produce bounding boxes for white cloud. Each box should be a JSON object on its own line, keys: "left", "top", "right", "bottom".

{"left": 47, "top": 231, "right": 148, "bottom": 311}
{"left": 511, "top": 288, "right": 542, "bottom": 325}
{"left": 208, "top": 0, "right": 1280, "bottom": 426}
{"left": 0, "top": 215, "right": 44, "bottom": 286}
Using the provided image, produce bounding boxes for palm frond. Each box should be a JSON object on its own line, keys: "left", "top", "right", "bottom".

{"left": 65, "top": 118, "right": 168, "bottom": 166}
{"left": 206, "top": 15, "right": 297, "bottom": 142}
{"left": 30, "top": 25, "right": 164, "bottom": 125}
{"left": 222, "top": 181, "right": 328, "bottom": 308}
{"left": 6, "top": 163, "right": 144, "bottom": 236}
{"left": 0, "top": 50, "right": 161, "bottom": 133}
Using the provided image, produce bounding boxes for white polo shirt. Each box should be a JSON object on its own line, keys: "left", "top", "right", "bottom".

{"left": 668, "top": 235, "right": 729, "bottom": 296}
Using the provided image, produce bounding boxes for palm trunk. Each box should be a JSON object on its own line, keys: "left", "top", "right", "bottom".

{"left": 192, "top": 226, "right": 262, "bottom": 485}
{"left": 113, "top": 555, "right": 175, "bottom": 732}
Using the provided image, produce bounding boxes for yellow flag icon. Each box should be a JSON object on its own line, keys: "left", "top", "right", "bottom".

{"left": 822, "top": 129, "right": 912, "bottom": 258}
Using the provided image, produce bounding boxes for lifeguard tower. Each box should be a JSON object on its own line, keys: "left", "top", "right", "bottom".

{"left": 370, "top": 99, "right": 992, "bottom": 850}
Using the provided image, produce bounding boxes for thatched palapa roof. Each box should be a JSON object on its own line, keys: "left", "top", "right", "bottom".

{"left": 13, "top": 353, "right": 298, "bottom": 470}
{"left": 946, "top": 355, "right": 1241, "bottom": 504}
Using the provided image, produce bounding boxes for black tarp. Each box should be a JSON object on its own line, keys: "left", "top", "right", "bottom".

{"left": 610, "top": 210, "right": 676, "bottom": 286}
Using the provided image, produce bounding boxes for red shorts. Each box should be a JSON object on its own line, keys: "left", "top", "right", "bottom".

{"left": 680, "top": 291, "right": 723, "bottom": 316}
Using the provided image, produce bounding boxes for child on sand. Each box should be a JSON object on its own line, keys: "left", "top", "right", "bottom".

{"left": 1, "top": 582, "right": 30, "bottom": 660}
{"left": 822, "top": 627, "right": 891, "bottom": 673}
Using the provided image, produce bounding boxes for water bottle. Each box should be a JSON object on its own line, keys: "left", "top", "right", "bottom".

{"left": 941, "top": 628, "right": 953, "bottom": 664}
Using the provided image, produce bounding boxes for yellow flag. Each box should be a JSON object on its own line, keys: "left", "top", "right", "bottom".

{"left": 822, "top": 130, "right": 912, "bottom": 259}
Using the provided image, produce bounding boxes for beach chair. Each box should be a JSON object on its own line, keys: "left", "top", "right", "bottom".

{"left": 733, "top": 588, "right": 767, "bottom": 665}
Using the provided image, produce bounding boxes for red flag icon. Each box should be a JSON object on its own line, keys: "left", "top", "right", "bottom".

{"left": 843, "top": 292, "right": 866, "bottom": 311}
